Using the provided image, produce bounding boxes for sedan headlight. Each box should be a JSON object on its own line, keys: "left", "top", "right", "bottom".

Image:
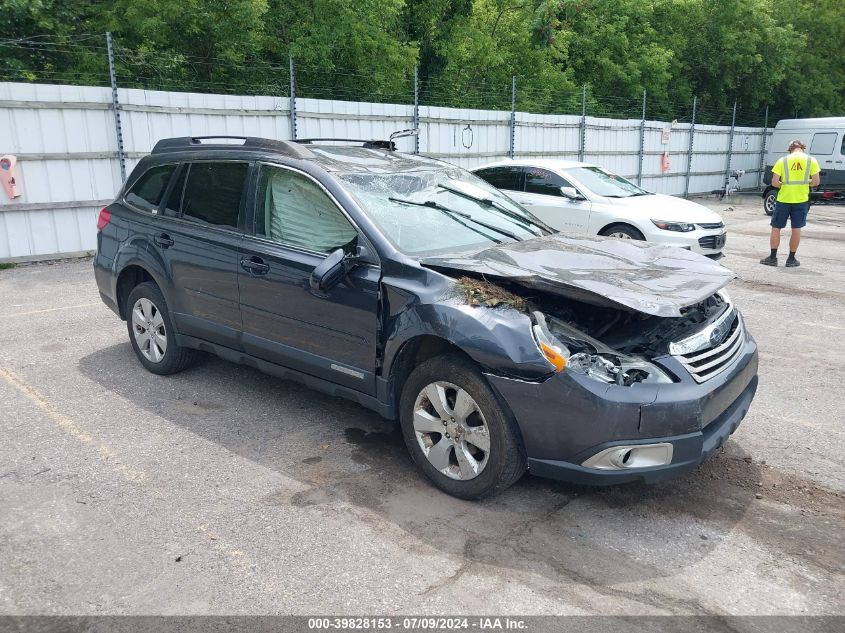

{"left": 651, "top": 219, "right": 695, "bottom": 232}
{"left": 531, "top": 312, "right": 673, "bottom": 385}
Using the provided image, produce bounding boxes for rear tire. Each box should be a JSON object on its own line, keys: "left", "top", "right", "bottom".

{"left": 599, "top": 223, "right": 645, "bottom": 240}
{"left": 399, "top": 353, "right": 526, "bottom": 500}
{"left": 763, "top": 189, "right": 776, "bottom": 216}
{"left": 125, "top": 282, "right": 197, "bottom": 375}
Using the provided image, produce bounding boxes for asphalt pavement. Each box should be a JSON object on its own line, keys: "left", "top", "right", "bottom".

{"left": 0, "top": 197, "right": 843, "bottom": 616}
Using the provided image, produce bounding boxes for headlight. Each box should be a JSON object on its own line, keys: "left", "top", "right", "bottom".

{"left": 531, "top": 312, "right": 673, "bottom": 385}
{"left": 651, "top": 219, "right": 695, "bottom": 232}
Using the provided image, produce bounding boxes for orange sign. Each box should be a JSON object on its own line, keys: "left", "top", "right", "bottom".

{"left": 0, "top": 155, "right": 21, "bottom": 199}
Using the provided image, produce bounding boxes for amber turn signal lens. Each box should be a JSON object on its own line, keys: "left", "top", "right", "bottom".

{"left": 539, "top": 342, "right": 567, "bottom": 372}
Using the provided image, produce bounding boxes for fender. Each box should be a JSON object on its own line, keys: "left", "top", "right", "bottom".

{"left": 379, "top": 267, "right": 552, "bottom": 383}
{"left": 111, "top": 235, "right": 173, "bottom": 317}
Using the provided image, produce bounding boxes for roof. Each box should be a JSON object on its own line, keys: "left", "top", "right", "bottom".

{"left": 148, "top": 136, "right": 448, "bottom": 174}
{"left": 473, "top": 158, "right": 592, "bottom": 171}
{"left": 774, "top": 117, "right": 845, "bottom": 130}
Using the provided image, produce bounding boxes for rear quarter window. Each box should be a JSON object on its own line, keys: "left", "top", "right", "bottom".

{"left": 124, "top": 164, "right": 177, "bottom": 212}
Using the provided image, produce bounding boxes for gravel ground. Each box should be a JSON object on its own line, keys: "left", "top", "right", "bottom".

{"left": 0, "top": 196, "right": 843, "bottom": 616}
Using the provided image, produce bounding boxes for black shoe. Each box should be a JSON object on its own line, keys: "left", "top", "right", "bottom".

{"left": 760, "top": 255, "right": 778, "bottom": 266}
{"left": 785, "top": 257, "right": 800, "bottom": 267}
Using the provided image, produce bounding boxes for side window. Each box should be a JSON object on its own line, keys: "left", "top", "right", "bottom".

{"left": 474, "top": 167, "right": 523, "bottom": 191}
{"left": 524, "top": 168, "right": 569, "bottom": 196}
{"left": 124, "top": 164, "right": 176, "bottom": 212}
{"left": 161, "top": 164, "right": 187, "bottom": 217}
{"left": 181, "top": 162, "right": 248, "bottom": 229}
{"left": 255, "top": 166, "right": 357, "bottom": 253}
{"left": 810, "top": 132, "right": 837, "bottom": 155}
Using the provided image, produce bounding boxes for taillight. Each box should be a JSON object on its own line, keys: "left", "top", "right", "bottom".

{"left": 97, "top": 208, "right": 111, "bottom": 231}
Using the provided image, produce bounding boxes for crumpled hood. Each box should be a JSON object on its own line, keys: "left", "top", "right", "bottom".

{"left": 421, "top": 233, "right": 735, "bottom": 317}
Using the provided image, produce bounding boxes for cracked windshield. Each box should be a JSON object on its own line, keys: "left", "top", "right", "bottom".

{"left": 338, "top": 169, "right": 546, "bottom": 255}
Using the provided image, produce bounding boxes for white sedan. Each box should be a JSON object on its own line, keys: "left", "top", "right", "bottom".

{"left": 472, "top": 159, "right": 727, "bottom": 257}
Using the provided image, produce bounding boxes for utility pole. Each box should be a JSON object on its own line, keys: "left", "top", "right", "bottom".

{"left": 509, "top": 76, "right": 517, "bottom": 159}
{"left": 289, "top": 56, "right": 297, "bottom": 141}
{"left": 758, "top": 105, "right": 769, "bottom": 188}
{"left": 413, "top": 66, "right": 420, "bottom": 155}
{"left": 637, "top": 89, "right": 646, "bottom": 186}
{"left": 106, "top": 32, "right": 126, "bottom": 182}
{"left": 684, "top": 96, "right": 697, "bottom": 198}
{"left": 578, "top": 85, "right": 587, "bottom": 162}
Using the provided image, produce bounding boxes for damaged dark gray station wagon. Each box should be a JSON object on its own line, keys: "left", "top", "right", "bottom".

{"left": 94, "top": 136, "right": 759, "bottom": 499}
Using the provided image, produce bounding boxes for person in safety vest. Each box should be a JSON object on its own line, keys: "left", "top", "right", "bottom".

{"left": 760, "top": 139, "right": 820, "bottom": 267}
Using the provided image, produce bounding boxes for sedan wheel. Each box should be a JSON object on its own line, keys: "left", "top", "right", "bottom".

{"left": 607, "top": 231, "right": 633, "bottom": 239}
{"left": 412, "top": 381, "right": 491, "bottom": 480}
{"left": 131, "top": 297, "right": 167, "bottom": 363}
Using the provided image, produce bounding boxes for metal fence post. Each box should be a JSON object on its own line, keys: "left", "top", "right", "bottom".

{"left": 725, "top": 100, "right": 737, "bottom": 178}
{"left": 758, "top": 105, "right": 769, "bottom": 188}
{"left": 636, "top": 89, "right": 646, "bottom": 186}
{"left": 509, "top": 76, "right": 516, "bottom": 159}
{"left": 413, "top": 66, "right": 420, "bottom": 155}
{"left": 578, "top": 85, "right": 586, "bottom": 162}
{"left": 105, "top": 32, "right": 126, "bottom": 182}
{"left": 684, "top": 96, "right": 697, "bottom": 198}
{"left": 289, "top": 56, "right": 297, "bottom": 141}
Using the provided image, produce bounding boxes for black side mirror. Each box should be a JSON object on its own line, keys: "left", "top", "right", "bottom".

{"left": 310, "top": 248, "right": 352, "bottom": 292}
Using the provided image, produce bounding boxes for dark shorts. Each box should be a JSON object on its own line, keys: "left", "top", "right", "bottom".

{"left": 771, "top": 201, "right": 809, "bottom": 229}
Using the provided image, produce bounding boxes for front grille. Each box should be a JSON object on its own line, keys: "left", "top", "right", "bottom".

{"left": 674, "top": 313, "right": 746, "bottom": 383}
{"left": 698, "top": 233, "right": 726, "bottom": 250}
{"left": 697, "top": 222, "right": 724, "bottom": 230}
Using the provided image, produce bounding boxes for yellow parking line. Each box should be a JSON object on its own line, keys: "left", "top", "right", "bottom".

{"left": 0, "top": 302, "right": 103, "bottom": 319}
{"left": 0, "top": 366, "right": 145, "bottom": 482}
{"left": 0, "top": 366, "right": 287, "bottom": 594}
{"left": 798, "top": 321, "right": 845, "bottom": 332}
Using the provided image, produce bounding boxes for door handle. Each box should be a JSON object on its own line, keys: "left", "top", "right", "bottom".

{"left": 240, "top": 255, "right": 270, "bottom": 275}
{"left": 154, "top": 233, "right": 174, "bottom": 248}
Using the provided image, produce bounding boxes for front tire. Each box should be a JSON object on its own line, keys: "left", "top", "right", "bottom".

{"left": 763, "top": 189, "right": 776, "bottom": 216}
{"left": 599, "top": 223, "right": 645, "bottom": 240}
{"left": 399, "top": 354, "right": 526, "bottom": 500}
{"left": 125, "top": 282, "right": 197, "bottom": 375}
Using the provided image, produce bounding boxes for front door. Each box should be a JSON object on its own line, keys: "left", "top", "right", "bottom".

{"left": 515, "top": 167, "right": 591, "bottom": 233}
{"left": 238, "top": 163, "right": 380, "bottom": 394}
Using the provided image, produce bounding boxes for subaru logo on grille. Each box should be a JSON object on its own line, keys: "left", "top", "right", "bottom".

{"left": 709, "top": 321, "right": 728, "bottom": 347}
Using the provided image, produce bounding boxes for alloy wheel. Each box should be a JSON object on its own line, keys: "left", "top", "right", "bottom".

{"left": 608, "top": 231, "right": 633, "bottom": 239}
{"left": 131, "top": 298, "right": 167, "bottom": 363}
{"left": 412, "top": 381, "right": 490, "bottom": 480}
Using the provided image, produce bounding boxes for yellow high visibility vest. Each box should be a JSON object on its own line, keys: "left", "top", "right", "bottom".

{"left": 773, "top": 152, "right": 820, "bottom": 203}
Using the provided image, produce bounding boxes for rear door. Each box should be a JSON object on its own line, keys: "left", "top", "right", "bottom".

{"left": 519, "top": 167, "right": 591, "bottom": 233}
{"left": 237, "top": 163, "right": 380, "bottom": 394}
{"left": 153, "top": 161, "right": 249, "bottom": 349}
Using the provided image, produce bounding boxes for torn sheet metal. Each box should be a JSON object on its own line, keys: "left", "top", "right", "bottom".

{"left": 421, "top": 233, "right": 736, "bottom": 317}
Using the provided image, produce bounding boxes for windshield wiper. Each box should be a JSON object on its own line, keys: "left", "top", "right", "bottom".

{"left": 387, "top": 197, "right": 522, "bottom": 242}
{"left": 437, "top": 183, "right": 549, "bottom": 235}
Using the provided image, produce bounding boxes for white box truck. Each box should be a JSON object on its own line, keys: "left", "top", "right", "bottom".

{"left": 762, "top": 117, "right": 845, "bottom": 215}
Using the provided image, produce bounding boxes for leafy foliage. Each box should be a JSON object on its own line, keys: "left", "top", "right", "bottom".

{"left": 1, "top": 0, "right": 841, "bottom": 119}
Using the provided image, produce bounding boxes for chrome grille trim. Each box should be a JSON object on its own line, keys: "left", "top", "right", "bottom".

{"left": 697, "top": 222, "right": 724, "bottom": 230}
{"left": 673, "top": 313, "right": 746, "bottom": 383}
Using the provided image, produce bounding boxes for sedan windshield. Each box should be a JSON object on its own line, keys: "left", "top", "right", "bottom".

{"left": 565, "top": 166, "right": 650, "bottom": 198}
{"left": 338, "top": 168, "right": 547, "bottom": 255}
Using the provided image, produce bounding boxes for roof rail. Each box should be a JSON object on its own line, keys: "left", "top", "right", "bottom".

{"left": 151, "top": 136, "right": 314, "bottom": 159}
{"left": 294, "top": 129, "right": 419, "bottom": 152}
{"left": 294, "top": 138, "right": 396, "bottom": 150}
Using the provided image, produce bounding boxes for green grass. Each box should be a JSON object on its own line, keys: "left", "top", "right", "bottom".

{"left": 0, "top": 262, "right": 17, "bottom": 270}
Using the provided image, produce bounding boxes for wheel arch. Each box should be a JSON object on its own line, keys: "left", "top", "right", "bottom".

{"left": 114, "top": 262, "right": 167, "bottom": 320}
{"left": 598, "top": 220, "right": 646, "bottom": 239}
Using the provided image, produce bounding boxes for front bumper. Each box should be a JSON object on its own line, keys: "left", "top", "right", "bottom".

{"left": 649, "top": 229, "right": 727, "bottom": 255}
{"left": 486, "top": 334, "right": 758, "bottom": 486}
{"left": 528, "top": 373, "right": 756, "bottom": 485}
